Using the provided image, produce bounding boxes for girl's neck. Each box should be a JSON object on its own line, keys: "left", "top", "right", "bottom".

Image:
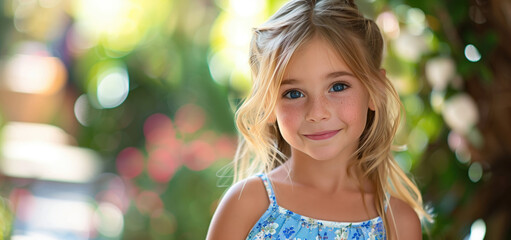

{"left": 281, "top": 151, "right": 370, "bottom": 194}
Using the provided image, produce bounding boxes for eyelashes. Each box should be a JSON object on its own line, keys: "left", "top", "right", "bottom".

{"left": 282, "top": 82, "right": 350, "bottom": 99}
{"left": 283, "top": 90, "right": 304, "bottom": 99}
{"left": 329, "top": 82, "right": 348, "bottom": 92}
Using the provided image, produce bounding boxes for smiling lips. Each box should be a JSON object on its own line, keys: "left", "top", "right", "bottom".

{"left": 303, "top": 129, "right": 341, "bottom": 140}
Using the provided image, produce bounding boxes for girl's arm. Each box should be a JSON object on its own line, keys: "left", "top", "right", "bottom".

{"left": 388, "top": 197, "right": 423, "bottom": 240}
{"left": 206, "top": 176, "right": 269, "bottom": 240}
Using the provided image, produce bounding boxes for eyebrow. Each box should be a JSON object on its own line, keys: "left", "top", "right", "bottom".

{"left": 281, "top": 79, "right": 298, "bottom": 86}
{"left": 281, "top": 71, "right": 354, "bottom": 86}
{"left": 326, "top": 71, "right": 354, "bottom": 79}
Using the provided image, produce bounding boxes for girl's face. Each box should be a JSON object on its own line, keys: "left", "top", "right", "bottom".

{"left": 274, "top": 35, "right": 374, "bottom": 162}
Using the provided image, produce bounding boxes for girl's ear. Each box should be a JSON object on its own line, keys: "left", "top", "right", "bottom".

{"left": 369, "top": 97, "right": 375, "bottom": 111}
{"left": 367, "top": 68, "right": 387, "bottom": 112}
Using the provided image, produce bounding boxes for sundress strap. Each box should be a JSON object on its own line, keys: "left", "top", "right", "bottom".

{"left": 256, "top": 173, "right": 277, "bottom": 207}
{"left": 256, "top": 173, "right": 390, "bottom": 212}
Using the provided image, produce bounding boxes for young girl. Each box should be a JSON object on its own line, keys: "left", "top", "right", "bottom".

{"left": 207, "top": 0, "right": 432, "bottom": 239}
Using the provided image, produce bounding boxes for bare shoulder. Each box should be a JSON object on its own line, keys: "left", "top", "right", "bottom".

{"left": 387, "top": 197, "right": 422, "bottom": 240}
{"left": 206, "top": 175, "right": 270, "bottom": 240}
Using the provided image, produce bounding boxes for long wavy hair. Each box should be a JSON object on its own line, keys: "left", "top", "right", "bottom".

{"left": 233, "top": 0, "right": 433, "bottom": 237}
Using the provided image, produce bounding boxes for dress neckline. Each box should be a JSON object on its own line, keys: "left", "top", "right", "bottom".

{"left": 275, "top": 204, "right": 382, "bottom": 228}
{"left": 257, "top": 172, "right": 384, "bottom": 228}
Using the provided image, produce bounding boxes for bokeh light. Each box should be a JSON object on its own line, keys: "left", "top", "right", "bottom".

{"left": 73, "top": 94, "right": 95, "bottom": 127}
{"left": 464, "top": 44, "right": 482, "bottom": 62}
{"left": 135, "top": 191, "right": 164, "bottom": 216}
{"left": 19, "top": 196, "right": 94, "bottom": 237}
{"left": 147, "top": 148, "right": 179, "bottom": 183}
{"left": 468, "top": 162, "right": 483, "bottom": 183}
{"left": 87, "top": 62, "right": 130, "bottom": 109}
{"left": 425, "top": 57, "right": 456, "bottom": 91}
{"left": 93, "top": 203, "right": 124, "bottom": 238}
{"left": 72, "top": 0, "right": 151, "bottom": 54}
{"left": 442, "top": 94, "right": 479, "bottom": 135}
{"left": 3, "top": 52, "right": 66, "bottom": 94}
{"left": 376, "top": 11, "right": 400, "bottom": 39}
{"left": 405, "top": 8, "right": 426, "bottom": 36}
{"left": 208, "top": 0, "right": 281, "bottom": 96}
{"left": 1, "top": 122, "right": 101, "bottom": 183}
{"left": 116, "top": 147, "right": 145, "bottom": 179}
{"left": 182, "top": 140, "right": 217, "bottom": 171}
{"left": 96, "top": 67, "right": 130, "bottom": 109}
{"left": 175, "top": 104, "right": 206, "bottom": 135}
{"left": 467, "top": 218, "right": 486, "bottom": 240}
{"left": 214, "top": 135, "right": 237, "bottom": 159}
{"left": 143, "top": 113, "right": 176, "bottom": 152}
{"left": 392, "top": 31, "right": 428, "bottom": 62}
{"left": 456, "top": 147, "right": 472, "bottom": 164}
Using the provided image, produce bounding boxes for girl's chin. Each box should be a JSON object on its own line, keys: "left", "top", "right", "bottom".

{"left": 302, "top": 151, "right": 342, "bottom": 162}
{"left": 299, "top": 148, "right": 356, "bottom": 162}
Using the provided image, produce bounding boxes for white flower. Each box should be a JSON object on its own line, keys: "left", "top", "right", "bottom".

{"left": 334, "top": 229, "right": 348, "bottom": 240}
{"left": 263, "top": 222, "right": 279, "bottom": 235}
{"left": 366, "top": 228, "right": 376, "bottom": 240}
{"left": 253, "top": 231, "right": 264, "bottom": 240}
{"left": 279, "top": 207, "right": 287, "bottom": 214}
{"left": 304, "top": 218, "right": 319, "bottom": 228}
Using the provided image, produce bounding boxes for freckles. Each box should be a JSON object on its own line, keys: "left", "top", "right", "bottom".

{"left": 278, "top": 104, "right": 302, "bottom": 118}
{"left": 276, "top": 106, "right": 298, "bottom": 127}
{"left": 335, "top": 100, "right": 367, "bottom": 123}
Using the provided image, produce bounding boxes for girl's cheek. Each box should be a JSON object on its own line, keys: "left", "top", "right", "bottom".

{"left": 276, "top": 110, "right": 293, "bottom": 123}
{"left": 275, "top": 105, "right": 301, "bottom": 127}
{"left": 278, "top": 103, "right": 302, "bottom": 117}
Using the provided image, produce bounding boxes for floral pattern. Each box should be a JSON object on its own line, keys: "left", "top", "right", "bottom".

{"left": 246, "top": 173, "right": 387, "bottom": 240}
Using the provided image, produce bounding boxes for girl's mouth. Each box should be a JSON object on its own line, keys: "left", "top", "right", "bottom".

{"left": 303, "top": 129, "right": 341, "bottom": 140}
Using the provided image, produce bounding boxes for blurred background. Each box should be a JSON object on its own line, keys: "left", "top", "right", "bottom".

{"left": 0, "top": 0, "right": 509, "bottom": 239}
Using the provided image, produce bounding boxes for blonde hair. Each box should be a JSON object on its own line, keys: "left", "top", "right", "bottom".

{"left": 233, "top": 0, "right": 433, "bottom": 237}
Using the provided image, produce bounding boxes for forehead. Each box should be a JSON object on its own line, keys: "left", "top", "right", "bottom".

{"left": 283, "top": 35, "right": 351, "bottom": 79}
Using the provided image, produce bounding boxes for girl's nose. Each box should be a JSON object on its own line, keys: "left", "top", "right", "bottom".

{"left": 305, "top": 95, "right": 331, "bottom": 122}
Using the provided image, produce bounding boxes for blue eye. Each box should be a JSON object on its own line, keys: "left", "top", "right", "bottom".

{"left": 330, "top": 83, "right": 348, "bottom": 92}
{"left": 284, "top": 90, "right": 304, "bottom": 99}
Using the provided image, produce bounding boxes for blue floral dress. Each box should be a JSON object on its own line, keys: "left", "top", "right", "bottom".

{"left": 246, "top": 173, "right": 386, "bottom": 240}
